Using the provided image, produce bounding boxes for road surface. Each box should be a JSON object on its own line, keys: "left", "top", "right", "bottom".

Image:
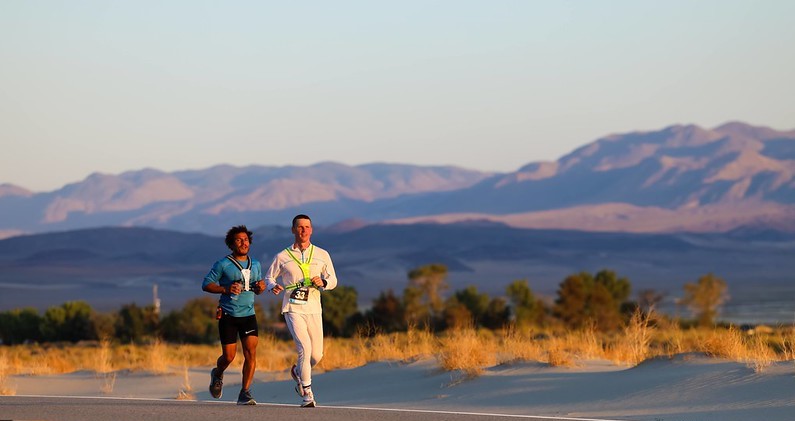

{"left": 0, "top": 395, "right": 626, "bottom": 421}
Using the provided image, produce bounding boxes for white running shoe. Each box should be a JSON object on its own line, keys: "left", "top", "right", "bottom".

{"left": 301, "top": 388, "right": 315, "bottom": 408}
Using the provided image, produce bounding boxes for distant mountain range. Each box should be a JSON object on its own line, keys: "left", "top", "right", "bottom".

{"left": 1, "top": 121, "right": 794, "bottom": 238}
{"left": 0, "top": 163, "right": 491, "bottom": 238}
{"left": 386, "top": 122, "right": 795, "bottom": 232}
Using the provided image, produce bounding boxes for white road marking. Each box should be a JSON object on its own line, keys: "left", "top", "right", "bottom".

{"left": 9, "top": 394, "right": 635, "bottom": 421}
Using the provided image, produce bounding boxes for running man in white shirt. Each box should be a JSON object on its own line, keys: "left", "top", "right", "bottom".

{"left": 266, "top": 214, "right": 337, "bottom": 407}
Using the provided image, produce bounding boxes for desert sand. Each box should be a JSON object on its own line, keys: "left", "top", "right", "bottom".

{"left": 5, "top": 354, "right": 795, "bottom": 421}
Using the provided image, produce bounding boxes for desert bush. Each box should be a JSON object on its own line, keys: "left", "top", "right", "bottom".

{"left": 116, "top": 303, "right": 158, "bottom": 343}
{"left": 506, "top": 280, "right": 544, "bottom": 327}
{"left": 680, "top": 273, "right": 728, "bottom": 327}
{"left": 437, "top": 327, "right": 496, "bottom": 376}
{"left": 497, "top": 325, "right": 545, "bottom": 363}
{"left": 546, "top": 336, "right": 575, "bottom": 367}
{"left": 407, "top": 263, "right": 449, "bottom": 325}
{"left": 610, "top": 308, "right": 654, "bottom": 366}
{"left": 40, "top": 301, "right": 96, "bottom": 343}
{"left": 321, "top": 285, "right": 360, "bottom": 337}
{"left": 554, "top": 270, "right": 631, "bottom": 331}
{"left": 700, "top": 326, "right": 747, "bottom": 360}
{"left": 160, "top": 297, "right": 217, "bottom": 344}
{"left": 365, "top": 290, "right": 406, "bottom": 333}
{"left": 0, "top": 308, "right": 42, "bottom": 344}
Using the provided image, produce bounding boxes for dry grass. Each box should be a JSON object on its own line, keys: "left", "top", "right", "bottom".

{"left": 437, "top": 327, "right": 497, "bottom": 376}
{"left": 0, "top": 350, "right": 17, "bottom": 396}
{"left": 497, "top": 326, "right": 544, "bottom": 363}
{"left": 255, "top": 334, "right": 294, "bottom": 373}
{"left": 176, "top": 364, "right": 195, "bottom": 400}
{"left": 745, "top": 335, "right": 776, "bottom": 373}
{"left": 700, "top": 326, "right": 748, "bottom": 359}
{"left": 610, "top": 309, "right": 654, "bottom": 366}
{"left": 319, "top": 325, "right": 438, "bottom": 372}
{"left": 546, "top": 336, "right": 576, "bottom": 367}
{"left": 1, "top": 324, "right": 793, "bottom": 379}
{"left": 146, "top": 340, "right": 171, "bottom": 374}
{"left": 573, "top": 324, "right": 606, "bottom": 360}
{"left": 777, "top": 327, "right": 795, "bottom": 361}
{"left": 318, "top": 336, "right": 368, "bottom": 370}
{"left": 96, "top": 339, "right": 113, "bottom": 373}
{"left": 99, "top": 372, "right": 116, "bottom": 394}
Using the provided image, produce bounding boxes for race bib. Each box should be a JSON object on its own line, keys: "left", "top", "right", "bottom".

{"left": 289, "top": 287, "right": 309, "bottom": 305}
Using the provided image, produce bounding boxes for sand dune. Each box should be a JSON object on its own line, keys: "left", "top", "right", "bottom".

{"left": 6, "top": 354, "right": 794, "bottom": 421}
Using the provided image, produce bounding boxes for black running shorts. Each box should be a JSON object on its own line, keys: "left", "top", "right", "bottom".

{"left": 218, "top": 314, "right": 258, "bottom": 345}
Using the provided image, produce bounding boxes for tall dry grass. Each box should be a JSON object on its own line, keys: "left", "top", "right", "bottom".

{"left": 498, "top": 326, "right": 544, "bottom": 363}
{"left": 775, "top": 327, "right": 795, "bottom": 361}
{"left": 319, "top": 325, "right": 437, "bottom": 372}
{"left": 255, "top": 334, "right": 294, "bottom": 373}
{"left": 609, "top": 309, "right": 654, "bottom": 366}
{"left": 545, "top": 336, "right": 576, "bottom": 367}
{"left": 0, "top": 349, "right": 16, "bottom": 396}
{"left": 176, "top": 364, "right": 194, "bottom": 400}
{"left": 1, "top": 324, "right": 793, "bottom": 379}
{"left": 437, "top": 327, "right": 497, "bottom": 376}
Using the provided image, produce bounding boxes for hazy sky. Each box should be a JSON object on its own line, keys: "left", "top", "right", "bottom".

{"left": 2, "top": 1, "right": 794, "bottom": 192}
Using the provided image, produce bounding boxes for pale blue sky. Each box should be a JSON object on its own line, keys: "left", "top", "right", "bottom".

{"left": 2, "top": 1, "right": 794, "bottom": 192}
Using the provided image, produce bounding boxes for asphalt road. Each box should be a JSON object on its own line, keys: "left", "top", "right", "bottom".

{"left": 0, "top": 396, "right": 609, "bottom": 421}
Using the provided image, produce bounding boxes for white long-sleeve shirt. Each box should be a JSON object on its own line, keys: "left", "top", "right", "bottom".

{"left": 265, "top": 243, "right": 337, "bottom": 314}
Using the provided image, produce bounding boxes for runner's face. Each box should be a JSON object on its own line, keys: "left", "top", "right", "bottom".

{"left": 292, "top": 219, "right": 312, "bottom": 244}
{"left": 230, "top": 232, "right": 250, "bottom": 256}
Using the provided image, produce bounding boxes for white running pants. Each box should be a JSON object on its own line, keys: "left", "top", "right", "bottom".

{"left": 284, "top": 312, "right": 324, "bottom": 387}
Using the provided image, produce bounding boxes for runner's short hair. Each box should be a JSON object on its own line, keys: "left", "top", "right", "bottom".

{"left": 292, "top": 214, "right": 312, "bottom": 229}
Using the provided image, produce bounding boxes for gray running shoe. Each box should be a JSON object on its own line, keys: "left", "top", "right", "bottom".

{"left": 209, "top": 368, "right": 223, "bottom": 399}
{"left": 237, "top": 388, "right": 256, "bottom": 405}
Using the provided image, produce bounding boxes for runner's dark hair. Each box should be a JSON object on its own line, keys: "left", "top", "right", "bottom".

{"left": 225, "top": 225, "right": 253, "bottom": 249}
{"left": 292, "top": 214, "right": 312, "bottom": 228}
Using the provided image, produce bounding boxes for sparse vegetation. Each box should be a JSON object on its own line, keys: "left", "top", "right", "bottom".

{"left": 1, "top": 266, "right": 791, "bottom": 381}
{"left": 0, "top": 324, "right": 792, "bottom": 379}
{"left": 0, "top": 349, "right": 16, "bottom": 395}
{"left": 679, "top": 273, "right": 729, "bottom": 327}
{"left": 176, "top": 363, "right": 195, "bottom": 400}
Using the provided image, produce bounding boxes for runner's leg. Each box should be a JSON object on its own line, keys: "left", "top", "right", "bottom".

{"left": 285, "top": 313, "right": 312, "bottom": 386}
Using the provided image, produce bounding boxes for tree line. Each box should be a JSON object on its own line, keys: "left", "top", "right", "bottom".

{"left": 0, "top": 265, "right": 728, "bottom": 345}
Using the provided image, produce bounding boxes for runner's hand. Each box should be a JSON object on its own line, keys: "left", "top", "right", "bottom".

{"left": 228, "top": 282, "right": 242, "bottom": 295}
{"left": 311, "top": 276, "right": 324, "bottom": 288}
{"left": 271, "top": 284, "right": 284, "bottom": 295}
{"left": 252, "top": 280, "right": 265, "bottom": 295}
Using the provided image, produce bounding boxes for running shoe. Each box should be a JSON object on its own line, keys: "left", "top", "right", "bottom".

{"left": 237, "top": 388, "right": 256, "bottom": 405}
{"left": 209, "top": 368, "right": 223, "bottom": 399}
{"left": 301, "top": 388, "right": 315, "bottom": 408}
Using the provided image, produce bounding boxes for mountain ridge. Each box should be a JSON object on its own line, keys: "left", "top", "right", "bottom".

{"left": 2, "top": 121, "right": 794, "bottom": 237}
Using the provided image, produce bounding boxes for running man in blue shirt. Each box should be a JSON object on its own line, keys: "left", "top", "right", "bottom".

{"left": 202, "top": 225, "right": 266, "bottom": 405}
